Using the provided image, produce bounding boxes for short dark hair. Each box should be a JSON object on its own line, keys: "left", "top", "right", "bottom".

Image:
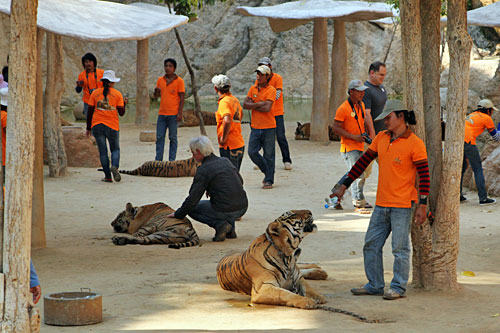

{"left": 217, "top": 86, "right": 230, "bottom": 94}
{"left": 81, "top": 53, "right": 97, "bottom": 69}
{"left": 2, "top": 66, "right": 7, "bottom": 83}
{"left": 368, "top": 61, "right": 386, "bottom": 74}
{"left": 164, "top": 58, "right": 177, "bottom": 69}
{"left": 395, "top": 110, "right": 417, "bottom": 125}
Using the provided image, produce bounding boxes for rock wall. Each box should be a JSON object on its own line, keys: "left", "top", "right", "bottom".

{"left": 0, "top": 0, "right": 403, "bottom": 106}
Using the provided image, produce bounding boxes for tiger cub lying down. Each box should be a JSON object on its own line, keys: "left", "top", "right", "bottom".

{"left": 119, "top": 157, "right": 199, "bottom": 177}
{"left": 216, "top": 210, "right": 327, "bottom": 309}
{"left": 111, "top": 202, "right": 199, "bottom": 248}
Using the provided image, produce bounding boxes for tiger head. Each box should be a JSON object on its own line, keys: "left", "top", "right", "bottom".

{"left": 295, "top": 122, "right": 310, "bottom": 140}
{"left": 111, "top": 202, "right": 136, "bottom": 233}
{"left": 266, "top": 210, "right": 315, "bottom": 257}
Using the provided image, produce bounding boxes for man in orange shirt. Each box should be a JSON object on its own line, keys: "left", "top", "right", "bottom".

{"left": 75, "top": 53, "right": 104, "bottom": 116}
{"left": 212, "top": 74, "right": 245, "bottom": 171}
{"left": 333, "top": 79, "right": 373, "bottom": 213}
{"left": 243, "top": 65, "right": 277, "bottom": 189}
{"left": 258, "top": 57, "right": 292, "bottom": 170}
{"left": 460, "top": 99, "right": 499, "bottom": 205}
{"left": 331, "top": 100, "right": 430, "bottom": 300}
{"left": 153, "top": 58, "right": 185, "bottom": 161}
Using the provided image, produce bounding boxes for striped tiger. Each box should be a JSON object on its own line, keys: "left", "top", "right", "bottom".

{"left": 179, "top": 109, "right": 217, "bottom": 127}
{"left": 216, "top": 210, "right": 327, "bottom": 309}
{"left": 111, "top": 202, "right": 199, "bottom": 248}
{"left": 119, "top": 158, "right": 199, "bottom": 177}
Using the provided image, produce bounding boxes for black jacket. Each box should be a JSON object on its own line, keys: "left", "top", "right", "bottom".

{"left": 174, "top": 154, "right": 248, "bottom": 219}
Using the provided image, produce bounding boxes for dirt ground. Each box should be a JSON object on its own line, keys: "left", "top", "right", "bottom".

{"left": 36, "top": 121, "right": 500, "bottom": 332}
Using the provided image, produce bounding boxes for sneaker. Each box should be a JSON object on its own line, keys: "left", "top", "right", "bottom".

{"left": 101, "top": 177, "right": 113, "bottom": 183}
{"left": 460, "top": 195, "right": 467, "bottom": 203}
{"left": 479, "top": 198, "right": 496, "bottom": 205}
{"left": 383, "top": 288, "right": 406, "bottom": 300}
{"left": 213, "top": 222, "right": 232, "bottom": 242}
{"left": 262, "top": 182, "right": 273, "bottom": 189}
{"left": 284, "top": 162, "right": 292, "bottom": 170}
{"left": 350, "top": 287, "right": 383, "bottom": 296}
{"left": 110, "top": 166, "right": 121, "bottom": 182}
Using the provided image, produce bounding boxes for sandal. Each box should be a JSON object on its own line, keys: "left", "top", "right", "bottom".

{"left": 364, "top": 203, "right": 373, "bottom": 209}
{"left": 354, "top": 207, "right": 372, "bottom": 214}
{"left": 101, "top": 177, "right": 113, "bottom": 183}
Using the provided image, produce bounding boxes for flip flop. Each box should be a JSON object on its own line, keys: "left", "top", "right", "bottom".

{"left": 355, "top": 207, "right": 372, "bottom": 214}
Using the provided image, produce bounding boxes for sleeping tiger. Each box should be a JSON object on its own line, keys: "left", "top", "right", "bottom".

{"left": 295, "top": 122, "right": 340, "bottom": 141}
{"left": 216, "top": 210, "right": 327, "bottom": 309}
{"left": 179, "top": 109, "right": 217, "bottom": 127}
{"left": 111, "top": 202, "right": 199, "bottom": 248}
{"left": 119, "top": 157, "right": 199, "bottom": 177}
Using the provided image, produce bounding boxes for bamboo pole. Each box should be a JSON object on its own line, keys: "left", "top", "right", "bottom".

{"left": 329, "top": 20, "right": 347, "bottom": 123}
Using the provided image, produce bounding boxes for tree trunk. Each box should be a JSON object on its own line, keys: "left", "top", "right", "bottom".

{"left": 329, "top": 20, "right": 347, "bottom": 124}
{"left": 400, "top": 0, "right": 425, "bottom": 137}
{"left": 413, "top": 0, "right": 472, "bottom": 291}
{"left": 135, "top": 39, "right": 150, "bottom": 125}
{"left": 310, "top": 18, "right": 329, "bottom": 142}
{"left": 32, "top": 28, "right": 46, "bottom": 249}
{"left": 43, "top": 32, "right": 67, "bottom": 177}
{"left": 173, "top": 27, "right": 207, "bottom": 136}
{"left": 2, "top": 0, "right": 38, "bottom": 331}
{"left": 420, "top": 0, "right": 442, "bottom": 214}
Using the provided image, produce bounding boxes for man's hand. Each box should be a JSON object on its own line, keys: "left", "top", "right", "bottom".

{"left": 414, "top": 204, "right": 427, "bottom": 225}
{"left": 30, "top": 285, "right": 41, "bottom": 304}
{"left": 167, "top": 213, "right": 175, "bottom": 218}
{"left": 123, "top": 97, "right": 129, "bottom": 105}
{"left": 86, "top": 130, "right": 91, "bottom": 138}
{"left": 76, "top": 80, "right": 84, "bottom": 87}
{"left": 351, "top": 134, "right": 365, "bottom": 142}
{"left": 329, "top": 184, "right": 347, "bottom": 202}
{"left": 176, "top": 112, "right": 183, "bottom": 122}
{"left": 218, "top": 136, "right": 227, "bottom": 146}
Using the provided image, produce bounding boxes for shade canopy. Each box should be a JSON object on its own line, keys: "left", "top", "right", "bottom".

{"left": 237, "top": 0, "right": 394, "bottom": 32}
{"left": 441, "top": 2, "right": 500, "bottom": 28}
{"left": 0, "top": 0, "right": 188, "bottom": 41}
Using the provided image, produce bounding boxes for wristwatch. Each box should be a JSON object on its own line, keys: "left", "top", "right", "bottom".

{"left": 419, "top": 195, "right": 428, "bottom": 205}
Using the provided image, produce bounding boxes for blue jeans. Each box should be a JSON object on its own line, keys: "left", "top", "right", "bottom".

{"left": 92, "top": 124, "right": 120, "bottom": 179}
{"left": 156, "top": 115, "right": 178, "bottom": 161}
{"left": 461, "top": 142, "right": 487, "bottom": 201}
{"left": 248, "top": 128, "right": 276, "bottom": 184}
{"left": 83, "top": 102, "right": 89, "bottom": 116}
{"left": 219, "top": 146, "right": 245, "bottom": 172}
{"left": 341, "top": 150, "right": 366, "bottom": 207}
{"left": 363, "top": 205, "right": 413, "bottom": 295}
{"left": 188, "top": 200, "right": 247, "bottom": 233}
{"left": 275, "top": 115, "right": 291, "bottom": 164}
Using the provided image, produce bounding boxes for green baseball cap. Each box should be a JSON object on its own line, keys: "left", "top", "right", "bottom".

{"left": 374, "top": 99, "right": 408, "bottom": 121}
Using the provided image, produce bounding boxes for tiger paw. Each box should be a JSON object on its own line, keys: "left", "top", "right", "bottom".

{"left": 292, "top": 298, "right": 317, "bottom": 309}
{"left": 112, "top": 236, "right": 128, "bottom": 246}
{"left": 314, "top": 294, "right": 327, "bottom": 304}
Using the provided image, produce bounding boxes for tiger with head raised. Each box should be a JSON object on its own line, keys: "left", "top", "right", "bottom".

{"left": 216, "top": 210, "right": 327, "bottom": 309}
{"left": 119, "top": 157, "right": 199, "bottom": 177}
{"left": 295, "top": 122, "right": 340, "bottom": 141}
{"left": 111, "top": 202, "right": 199, "bottom": 248}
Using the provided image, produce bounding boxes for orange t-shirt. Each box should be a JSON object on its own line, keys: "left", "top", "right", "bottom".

{"left": 247, "top": 84, "right": 276, "bottom": 129}
{"left": 334, "top": 99, "right": 366, "bottom": 152}
{"left": 216, "top": 93, "right": 245, "bottom": 150}
{"left": 255, "top": 73, "right": 283, "bottom": 116}
{"left": 88, "top": 87, "right": 124, "bottom": 131}
{"left": 464, "top": 111, "right": 495, "bottom": 145}
{"left": 1, "top": 110, "right": 6, "bottom": 166}
{"left": 157, "top": 75, "right": 185, "bottom": 116}
{"left": 77, "top": 69, "right": 104, "bottom": 104}
{"left": 369, "top": 129, "right": 428, "bottom": 208}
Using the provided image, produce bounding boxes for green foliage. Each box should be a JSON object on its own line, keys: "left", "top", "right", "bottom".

{"left": 157, "top": 0, "right": 226, "bottom": 20}
{"left": 385, "top": 0, "right": 447, "bottom": 16}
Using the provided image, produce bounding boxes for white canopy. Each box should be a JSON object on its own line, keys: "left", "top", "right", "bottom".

{"left": 0, "top": 0, "right": 188, "bottom": 41}
{"left": 441, "top": 2, "right": 500, "bottom": 28}
{"left": 237, "top": 0, "right": 394, "bottom": 32}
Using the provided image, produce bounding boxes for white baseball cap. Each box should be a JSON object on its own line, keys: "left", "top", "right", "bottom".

{"left": 211, "top": 74, "right": 231, "bottom": 89}
{"left": 477, "top": 99, "right": 498, "bottom": 111}
{"left": 101, "top": 70, "right": 120, "bottom": 83}
{"left": 255, "top": 65, "right": 271, "bottom": 75}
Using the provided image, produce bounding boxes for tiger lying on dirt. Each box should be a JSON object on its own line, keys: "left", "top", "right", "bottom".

{"left": 179, "top": 109, "right": 217, "bottom": 127}
{"left": 111, "top": 202, "right": 199, "bottom": 248}
{"left": 216, "top": 210, "right": 327, "bottom": 309}
{"left": 119, "top": 157, "right": 199, "bottom": 177}
{"left": 295, "top": 122, "right": 340, "bottom": 141}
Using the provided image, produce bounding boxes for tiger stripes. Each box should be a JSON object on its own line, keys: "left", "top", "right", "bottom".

{"left": 119, "top": 158, "right": 199, "bottom": 177}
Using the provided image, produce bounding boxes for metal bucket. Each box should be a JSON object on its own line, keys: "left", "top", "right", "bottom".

{"left": 44, "top": 289, "right": 102, "bottom": 326}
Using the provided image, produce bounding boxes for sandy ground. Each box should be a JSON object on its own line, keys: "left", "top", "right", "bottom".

{"left": 35, "top": 121, "right": 500, "bottom": 332}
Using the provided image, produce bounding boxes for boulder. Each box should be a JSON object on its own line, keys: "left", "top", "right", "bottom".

{"left": 43, "top": 126, "right": 100, "bottom": 167}
{"left": 139, "top": 130, "right": 156, "bottom": 142}
{"left": 73, "top": 101, "right": 85, "bottom": 121}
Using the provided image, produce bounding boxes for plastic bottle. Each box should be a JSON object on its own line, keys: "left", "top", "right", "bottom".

{"left": 324, "top": 196, "right": 339, "bottom": 209}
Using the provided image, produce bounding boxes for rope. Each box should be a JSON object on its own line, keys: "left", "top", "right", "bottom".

{"left": 316, "top": 305, "right": 383, "bottom": 323}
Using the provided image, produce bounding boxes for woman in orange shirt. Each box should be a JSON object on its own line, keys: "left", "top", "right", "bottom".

{"left": 86, "top": 70, "right": 127, "bottom": 183}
